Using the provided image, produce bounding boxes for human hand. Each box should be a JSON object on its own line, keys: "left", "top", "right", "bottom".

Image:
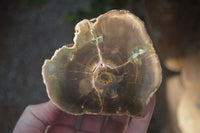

{"left": 13, "top": 95, "right": 155, "bottom": 133}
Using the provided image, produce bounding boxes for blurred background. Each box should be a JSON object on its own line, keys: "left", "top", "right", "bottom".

{"left": 0, "top": 0, "right": 200, "bottom": 133}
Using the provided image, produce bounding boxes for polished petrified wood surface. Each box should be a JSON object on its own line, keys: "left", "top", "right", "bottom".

{"left": 42, "top": 10, "right": 162, "bottom": 117}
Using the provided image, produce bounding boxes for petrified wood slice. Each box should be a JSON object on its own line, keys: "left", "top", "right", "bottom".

{"left": 42, "top": 10, "right": 162, "bottom": 117}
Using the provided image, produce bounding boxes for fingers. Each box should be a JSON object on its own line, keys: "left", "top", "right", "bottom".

{"left": 54, "top": 112, "right": 78, "bottom": 127}
{"left": 104, "top": 115, "right": 129, "bottom": 133}
{"left": 46, "top": 124, "right": 76, "bottom": 133}
{"left": 47, "top": 114, "right": 106, "bottom": 133}
{"left": 126, "top": 95, "right": 156, "bottom": 133}
{"left": 13, "top": 95, "right": 155, "bottom": 133}
{"left": 78, "top": 95, "right": 155, "bottom": 133}
{"left": 79, "top": 114, "right": 106, "bottom": 133}
{"left": 47, "top": 124, "right": 96, "bottom": 133}
{"left": 13, "top": 101, "right": 61, "bottom": 133}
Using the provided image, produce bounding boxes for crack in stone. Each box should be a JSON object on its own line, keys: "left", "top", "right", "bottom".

{"left": 88, "top": 22, "right": 149, "bottom": 113}
{"left": 88, "top": 22, "right": 104, "bottom": 112}
{"left": 106, "top": 61, "right": 130, "bottom": 70}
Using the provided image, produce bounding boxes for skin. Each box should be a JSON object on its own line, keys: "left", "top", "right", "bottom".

{"left": 13, "top": 95, "right": 155, "bottom": 133}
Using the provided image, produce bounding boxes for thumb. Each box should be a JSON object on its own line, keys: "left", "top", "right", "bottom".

{"left": 13, "top": 101, "right": 61, "bottom": 133}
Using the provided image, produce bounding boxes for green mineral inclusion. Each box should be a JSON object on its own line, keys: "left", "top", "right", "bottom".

{"left": 128, "top": 46, "right": 148, "bottom": 65}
